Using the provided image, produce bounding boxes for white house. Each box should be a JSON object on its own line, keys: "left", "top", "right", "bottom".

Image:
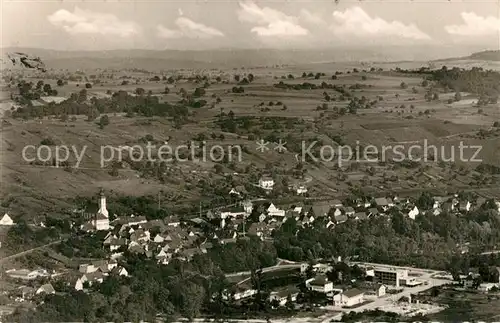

{"left": 306, "top": 276, "right": 333, "bottom": 293}
{"left": 268, "top": 288, "right": 299, "bottom": 306}
{"left": 267, "top": 203, "right": 285, "bottom": 217}
{"left": 0, "top": 213, "right": 14, "bottom": 226}
{"left": 259, "top": 176, "right": 275, "bottom": 190}
{"left": 242, "top": 200, "right": 253, "bottom": 215}
{"left": 296, "top": 186, "right": 308, "bottom": 195}
{"left": 333, "top": 288, "right": 364, "bottom": 307}
{"left": 36, "top": 283, "right": 55, "bottom": 295}
{"left": 153, "top": 234, "right": 165, "bottom": 243}
{"left": 459, "top": 201, "right": 472, "bottom": 212}
{"left": 229, "top": 188, "right": 242, "bottom": 197}
{"left": 79, "top": 264, "right": 98, "bottom": 274}
{"left": 407, "top": 206, "right": 419, "bottom": 220}
{"left": 113, "top": 266, "right": 129, "bottom": 277}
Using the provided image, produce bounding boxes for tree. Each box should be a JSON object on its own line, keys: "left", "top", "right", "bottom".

{"left": 179, "top": 281, "right": 205, "bottom": 320}
{"left": 99, "top": 115, "right": 109, "bottom": 128}
{"left": 43, "top": 83, "right": 52, "bottom": 94}
{"left": 454, "top": 92, "right": 462, "bottom": 102}
{"left": 234, "top": 75, "right": 240, "bottom": 82}
{"left": 400, "top": 82, "right": 408, "bottom": 89}
{"left": 77, "top": 89, "right": 87, "bottom": 103}
{"left": 193, "top": 87, "right": 206, "bottom": 97}
{"left": 85, "top": 83, "right": 92, "bottom": 89}
{"left": 135, "top": 88, "right": 145, "bottom": 96}
{"left": 164, "top": 86, "right": 170, "bottom": 94}
{"left": 214, "top": 164, "right": 223, "bottom": 174}
{"left": 248, "top": 73, "right": 254, "bottom": 82}
{"left": 57, "top": 79, "right": 64, "bottom": 87}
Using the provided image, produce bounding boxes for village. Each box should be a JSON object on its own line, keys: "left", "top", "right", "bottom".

{"left": 1, "top": 178, "right": 500, "bottom": 320}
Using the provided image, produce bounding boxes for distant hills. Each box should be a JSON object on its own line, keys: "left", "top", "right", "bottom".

{"left": 1, "top": 47, "right": 391, "bottom": 70}
{"left": 1, "top": 47, "right": 497, "bottom": 71}
{"left": 436, "top": 50, "right": 500, "bottom": 63}
{"left": 468, "top": 50, "right": 500, "bottom": 61}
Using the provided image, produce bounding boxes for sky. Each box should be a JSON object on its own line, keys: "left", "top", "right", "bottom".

{"left": 1, "top": 0, "right": 500, "bottom": 52}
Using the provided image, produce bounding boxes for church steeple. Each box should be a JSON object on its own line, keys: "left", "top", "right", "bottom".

{"left": 98, "top": 189, "right": 108, "bottom": 218}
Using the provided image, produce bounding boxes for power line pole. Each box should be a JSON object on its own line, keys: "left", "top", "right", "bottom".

{"left": 158, "top": 191, "right": 161, "bottom": 210}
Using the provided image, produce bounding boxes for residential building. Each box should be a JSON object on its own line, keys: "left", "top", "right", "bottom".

{"left": 268, "top": 287, "right": 299, "bottom": 306}
{"left": 407, "top": 206, "right": 419, "bottom": 220}
{"left": 306, "top": 276, "right": 333, "bottom": 293}
{"left": 333, "top": 288, "right": 365, "bottom": 307}
{"left": 36, "top": 283, "right": 55, "bottom": 295}
{"left": 267, "top": 203, "right": 285, "bottom": 217}
{"left": 0, "top": 213, "right": 14, "bottom": 226}
{"left": 220, "top": 206, "right": 246, "bottom": 219}
{"left": 296, "top": 186, "right": 308, "bottom": 195}
{"left": 345, "top": 207, "right": 355, "bottom": 216}
{"left": 310, "top": 203, "right": 331, "bottom": 218}
{"left": 259, "top": 176, "right": 275, "bottom": 190}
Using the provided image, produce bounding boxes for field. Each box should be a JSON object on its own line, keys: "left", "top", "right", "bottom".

{"left": 1, "top": 58, "right": 500, "bottom": 220}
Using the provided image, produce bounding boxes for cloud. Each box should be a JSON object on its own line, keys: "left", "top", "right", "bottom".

{"left": 237, "top": 1, "right": 308, "bottom": 36}
{"left": 299, "top": 9, "right": 325, "bottom": 25}
{"left": 47, "top": 7, "right": 140, "bottom": 37}
{"left": 331, "top": 7, "right": 431, "bottom": 41}
{"left": 445, "top": 12, "right": 500, "bottom": 36}
{"left": 157, "top": 17, "right": 224, "bottom": 39}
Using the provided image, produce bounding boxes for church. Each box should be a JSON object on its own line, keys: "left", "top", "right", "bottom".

{"left": 93, "top": 190, "right": 110, "bottom": 231}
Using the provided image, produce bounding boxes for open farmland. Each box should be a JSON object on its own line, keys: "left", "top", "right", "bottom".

{"left": 2, "top": 58, "right": 500, "bottom": 221}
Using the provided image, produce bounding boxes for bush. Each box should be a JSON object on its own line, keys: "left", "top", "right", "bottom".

{"left": 40, "top": 138, "right": 56, "bottom": 146}
{"left": 99, "top": 115, "right": 110, "bottom": 128}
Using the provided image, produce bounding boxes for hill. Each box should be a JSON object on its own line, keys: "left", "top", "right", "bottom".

{"left": 0, "top": 47, "right": 467, "bottom": 71}
{"left": 468, "top": 50, "right": 500, "bottom": 61}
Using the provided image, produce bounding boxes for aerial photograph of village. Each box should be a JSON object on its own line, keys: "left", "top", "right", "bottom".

{"left": 0, "top": 0, "right": 499, "bottom": 321}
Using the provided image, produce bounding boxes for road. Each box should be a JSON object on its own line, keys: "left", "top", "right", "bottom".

{"left": 0, "top": 239, "right": 63, "bottom": 264}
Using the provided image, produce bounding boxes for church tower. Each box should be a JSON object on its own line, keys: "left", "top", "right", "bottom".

{"left": 98, "top": 189, "right": 109, "bottom": 218}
